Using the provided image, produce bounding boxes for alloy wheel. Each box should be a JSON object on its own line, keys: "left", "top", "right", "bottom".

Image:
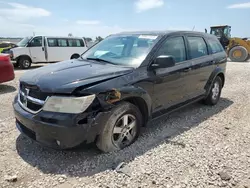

{"left": 112, "top": 114, "right": 137, "bottom": 148}
{"left": 23, "top": 60, "right": 30, "bottom": 68}
{"left": 212, "top": 81, "right": 220, "bottom": 100}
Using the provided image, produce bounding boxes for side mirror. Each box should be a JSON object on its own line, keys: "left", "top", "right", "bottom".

{"left": 205, "top": 28, "right": 208, "bottom": 33}
{"left": 151, "top": 55, "right": 175, "bottom": 69}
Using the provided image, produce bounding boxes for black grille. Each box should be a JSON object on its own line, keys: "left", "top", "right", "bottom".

{"left": 27, "top": 102, "right": 42, "bottom": 112}
{"left": 20, "top": 83, "right": 49, "bottom": 101}
{"left": 19, "top": 83, "right": 50, "bottom": 112}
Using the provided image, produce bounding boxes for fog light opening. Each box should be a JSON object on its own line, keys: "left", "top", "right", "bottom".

{"left": 56, "top": 140, "right": 61, "bottom": 146}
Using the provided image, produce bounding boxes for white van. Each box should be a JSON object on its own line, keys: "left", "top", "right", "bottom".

{"left": 10, "top": 36, "right": 88, "bottom": 69}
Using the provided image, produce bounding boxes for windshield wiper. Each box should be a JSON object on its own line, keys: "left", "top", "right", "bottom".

{"left": 86, "top": 57, "right": 115, "bottom": 65}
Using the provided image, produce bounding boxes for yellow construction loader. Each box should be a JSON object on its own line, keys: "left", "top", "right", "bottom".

{"left": 208, "top": 25, "right": 250, "bottom": 62}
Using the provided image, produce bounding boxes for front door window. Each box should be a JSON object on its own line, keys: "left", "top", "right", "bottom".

{"left": 156, "top": 36, "right": 186, "bottom": 63}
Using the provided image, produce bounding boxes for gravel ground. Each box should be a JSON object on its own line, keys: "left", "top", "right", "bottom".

{"left": 0, "top": 61, "right": 250, "bottom": 188}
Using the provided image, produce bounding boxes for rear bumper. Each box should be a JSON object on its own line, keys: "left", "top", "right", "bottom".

{"left": 0, "top": 63, "right": 14, "bottom": 83}
{"left": 13, "top": 96, "right": 109, "bottom": 149}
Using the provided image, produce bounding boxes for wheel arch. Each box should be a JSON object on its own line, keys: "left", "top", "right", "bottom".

{"left": 228, "top": 38, "right": 250, "bottom": 53}
{"left": 70, "top": 53, "right": 80, "bottom": 59}
{"left": 122, "top": 96, "right": 149, "bottom": 126}
{"left": 16, "top": 55, "right": 32, "bottom": 64}
{"left": 205, "top": 67, "right": 225, "bottom": 95}
{"left": 94, "top": 86, "right": 152, "bottom": 126}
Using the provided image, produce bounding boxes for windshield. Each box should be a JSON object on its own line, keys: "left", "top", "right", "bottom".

{"left": 81, "top": 34, "right": 159, "bottom": 67}
{"left": 17, "top": 37, "right": 32, "bottom": 47}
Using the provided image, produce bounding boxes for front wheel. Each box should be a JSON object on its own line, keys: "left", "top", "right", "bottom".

{"left": 18, "top": 57, "right": 31, "bottom": 69}
{"left": 13, "top": 62, "right": 19, "bottom": 68}
{"left": 204, "top": 76, "right": 222, "bottom": 105}
{"left": 96, "top": 102, "right": 142, "bottom": 153}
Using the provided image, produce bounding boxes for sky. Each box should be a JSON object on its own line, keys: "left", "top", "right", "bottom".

{"left": 0, "top": 0, "right": 249, "bottom": 38}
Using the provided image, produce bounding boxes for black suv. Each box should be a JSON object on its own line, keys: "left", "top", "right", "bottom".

{"left": 13, "top": 31, "right": 227, "bottom": 152}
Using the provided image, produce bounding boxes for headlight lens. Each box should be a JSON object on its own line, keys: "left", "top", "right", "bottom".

{"left": 43, "top": 94, "right": 96, "bottom": 114}
{"left": 9, "top": 50, "right": 13, "bottom": 57}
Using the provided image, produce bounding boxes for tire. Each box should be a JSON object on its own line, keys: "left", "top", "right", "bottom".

{"left": 18, "top": 57, "right": 31, "bottom": 69}
{"left": 204, "top": 76, "right": 222, "bottom": 106}
{"left": 13, "top": 62, "right": 19, "bottom": 68}
{"left": 246, "top": 54, "right": 250, "bottom": 61}
{"left": 96, "top": 102, "right": 142, "bottom": 153}
{"left": 229, "top": 46, "right": 248, "bottom": 62}
{"left": 70, "top": 54, "right": 80, "bottom": 59}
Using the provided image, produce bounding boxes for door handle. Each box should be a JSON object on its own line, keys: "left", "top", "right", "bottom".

{"left": 183, "top": 67, "right": 192, "bottom": 72}
{"left": 42, "top": 47, "right": 44, "bottom": 51}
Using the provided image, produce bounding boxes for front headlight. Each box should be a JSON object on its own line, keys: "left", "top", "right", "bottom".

{"left": 9, "top": 50, "right": 13, "bottom": 57}
{"left": 43, "top": 94, "right": 96, "bottom": 114}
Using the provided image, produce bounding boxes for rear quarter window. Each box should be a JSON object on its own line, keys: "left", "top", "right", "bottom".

{"left": 67, "top": 39, "right": 85, "bottom": 47}
{"left": 187, "top": 36, "right": 208, "bottom": 59}
{"left": 207, "top": 38, "right": 224, "bottom": 54}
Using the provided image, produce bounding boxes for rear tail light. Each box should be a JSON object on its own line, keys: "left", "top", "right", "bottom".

{"left": 0, "top": 54, "right": 11, "bottom": 63}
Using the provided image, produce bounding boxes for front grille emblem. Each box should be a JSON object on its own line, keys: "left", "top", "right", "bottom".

{"left": 18, "top": 84, "right": 46, "bottom": 114}
{"left": 23, "top": 88, "right": 30, "bottom": 107}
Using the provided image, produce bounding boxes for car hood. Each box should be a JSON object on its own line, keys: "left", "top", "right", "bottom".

{"left": 20, "top": 59, "right": 134, "bottom": 93}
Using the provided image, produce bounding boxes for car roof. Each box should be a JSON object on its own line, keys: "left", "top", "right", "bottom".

{"left": 210, "top": 25, "right": 231, "bottom": 28}
{"left": 33, "top": 36, "right": 83, "bottom": 39}
{"left": 112, "top": 30, "right": 213, "bottom": 37}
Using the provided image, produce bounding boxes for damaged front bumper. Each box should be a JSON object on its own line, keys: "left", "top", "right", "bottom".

{"left": 13, "top": 95, "right": 110, "bottom": 149}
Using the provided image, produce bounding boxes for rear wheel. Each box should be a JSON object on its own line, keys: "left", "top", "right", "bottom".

{"left": 18, "top": 57, "right": 31, "bottom": 69}
{"left": 204, "top": 76, "right": 222, "bottom": 106}
{"left": 229, "top": 46, "right": 248, "bottom": 62}
{"left": 96, "top": 102, "right": 142, "bottom": 153}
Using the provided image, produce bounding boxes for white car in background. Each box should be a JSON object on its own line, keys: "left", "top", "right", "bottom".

{"left": 10, "top": 36, "right": 88, "bottom": 69}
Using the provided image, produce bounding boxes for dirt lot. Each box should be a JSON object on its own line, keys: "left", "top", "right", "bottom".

{"left": 0, "top": 62, "right": 250, "bottom": 188}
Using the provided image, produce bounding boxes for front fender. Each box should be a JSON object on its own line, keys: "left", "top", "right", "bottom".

{"left": 96, "top": 86, "right": 152, "bottom": 116}
{"left": 77, "top": 69, "right": 153, "bottom": 118}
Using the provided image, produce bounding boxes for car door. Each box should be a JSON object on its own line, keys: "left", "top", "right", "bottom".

{"left": 151, "top": 35, "right": 194, "bottom": 112}
{"left": 28, "top": 36, "right": 46, "bottom": 63}
{"left": 185, "top": 35, "right": 215, "bottom": 96}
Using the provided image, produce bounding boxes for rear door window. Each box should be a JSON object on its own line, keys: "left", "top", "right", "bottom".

{"left": 76, "top": 39, "right": 84, "bottom": 47}
{"left": 187, "top": 36, "right": 208, "bottom": 59}
{"left": 156, "top": 36, "right": 186, "bottom": 63}
{"left": 47, "top": 38, "right": 57, "bottom": 47}
{"left": 207, "top": 39, "right": 224, "bottom": 54}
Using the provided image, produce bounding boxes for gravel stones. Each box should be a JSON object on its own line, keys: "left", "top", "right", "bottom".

{"left": 0, "top": 62, "right": 250, "bottom": 187}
